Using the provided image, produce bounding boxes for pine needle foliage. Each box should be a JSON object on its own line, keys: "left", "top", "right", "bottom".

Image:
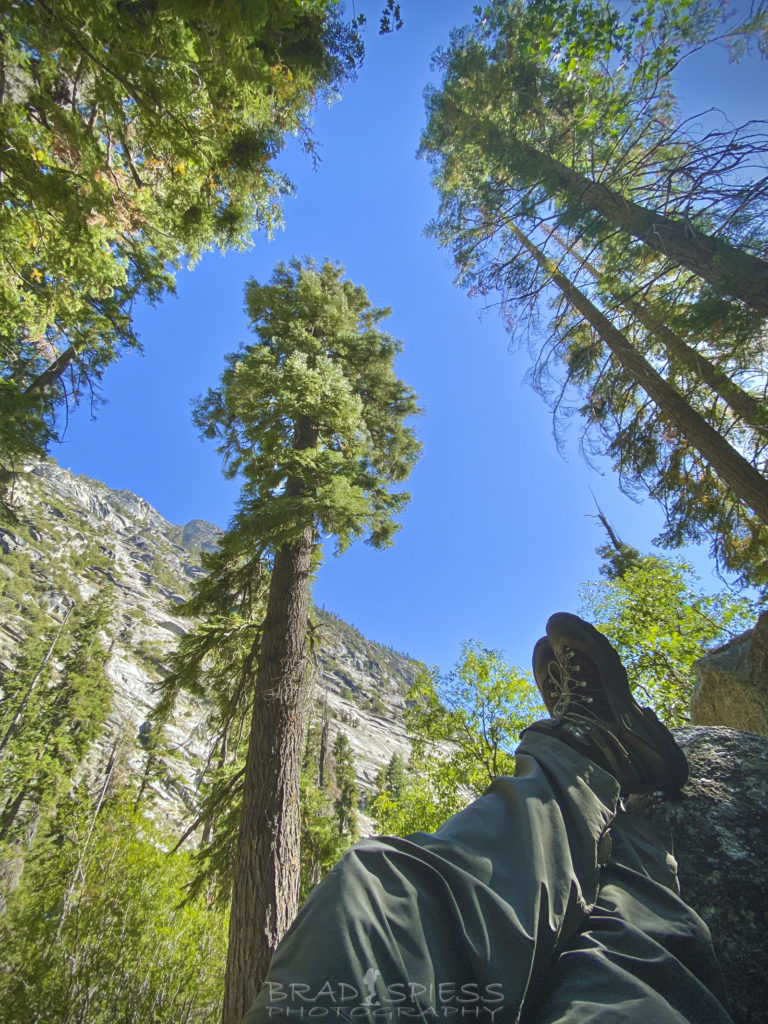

{"left": 299, "top": 721, "right": 359, "bottom": 902}
{"left": 0, "top": 589, "right": 114, "bottom": 869}
{"left": 0, "top": 0, "right": 364, "bottom": 502}
{"left": 194, "top": 257, "right": 423, "bottom": 556}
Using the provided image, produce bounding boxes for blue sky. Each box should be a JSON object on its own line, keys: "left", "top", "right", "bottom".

{"left": 56, "top": 1, "right": 767, "bottom": 674}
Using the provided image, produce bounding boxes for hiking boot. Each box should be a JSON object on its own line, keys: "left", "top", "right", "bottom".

{"left": 526, "top": 613, "right": 688, "bottom": 795}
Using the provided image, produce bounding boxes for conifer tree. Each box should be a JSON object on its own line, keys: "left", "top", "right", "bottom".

{"left": 151, "top": 592, "right": 266, "bottom": 908}
{"left": 299, "top": 721, "right": 357, "bottom": 900}
{"left": 193, "top": 258, "right": 421, "bottom": 1023}
{"left": 0, "top": 590, "right": 113, "bottom": 868}
{"left": 0, "top": 0, "right": 364, "bottom": 502}
{"left": 591, "top": 507, "right": 642, "bottom": 582}
{"left": 1, "top": 789, "right": 228, "bottom": 1024}
{"left": 421, "top": 0, "right": 768, "bottom": 585}
{"left": 370, "top": 753, "right": 409, "bottom": 831}
{"left": 331, "top": 730, "right": 359, "bottom": 839}
{"left": 383, "top": 753, "right": 407, "bottom": 801}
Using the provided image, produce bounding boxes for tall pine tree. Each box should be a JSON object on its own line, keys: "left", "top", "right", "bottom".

{"left": 193, "top": 258, "right": 421, "bottom": 1023}
{"left": 331, "top": 731, "right": 359, "bottom": 840}
{"left": 421, "top": 0, "right": 768, "bottom": 584}
{"left": 0, "top": 590, "right": 114, "bottom": 881}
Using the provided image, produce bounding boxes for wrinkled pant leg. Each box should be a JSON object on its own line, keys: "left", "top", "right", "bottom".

{"left": 523, "top": 811, "right": 733, "bottom": 1024}
{"left": 246, "top": 732, "right": 619, "bottom": 1024}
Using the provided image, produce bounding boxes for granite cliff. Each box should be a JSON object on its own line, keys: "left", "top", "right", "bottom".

{"left": 0, "top": 461, "right": 418, "bottom": 828}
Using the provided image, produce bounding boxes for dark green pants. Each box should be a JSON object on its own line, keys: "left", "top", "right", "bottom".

{"left": 246, "top": 732, "right": 732, "bottom": 1024}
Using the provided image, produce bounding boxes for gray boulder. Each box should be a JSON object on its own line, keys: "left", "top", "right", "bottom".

{"left": 691, "top": 613, "right": 768, "bottom": 735}
{"left": 627, "top": 726, "right": 768, "bottom": 1024}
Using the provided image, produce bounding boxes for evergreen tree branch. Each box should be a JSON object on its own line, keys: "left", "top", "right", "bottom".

{"left": 512, "top": 222, "right": 768, "bottom": 524}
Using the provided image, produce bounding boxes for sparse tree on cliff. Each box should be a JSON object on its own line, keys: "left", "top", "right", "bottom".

{"left": 193, "top": 258, "right": 421, "bottom": 1024}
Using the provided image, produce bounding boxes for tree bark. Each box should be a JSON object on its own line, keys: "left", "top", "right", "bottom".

{"left": 514, "top": 141, "right": 768, "bottom": 315}
{"left": 512, "top": 225, "right": 768, "bottom": 524}
{"left": 222, "top": 526, "right": 314, "bottom": 1024}
{"left": 222, "top": 415, "right": 318, "bottom": 1024}
{"left": 318, "top": 698, "right": 329, "bottom": 790}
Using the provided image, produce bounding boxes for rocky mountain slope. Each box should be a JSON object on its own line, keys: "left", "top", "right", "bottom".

{"left": 0, "top": 462, "right": 419, "bottom": 828}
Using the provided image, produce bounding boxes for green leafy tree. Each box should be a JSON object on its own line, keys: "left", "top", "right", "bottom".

{"left": 372, "top": 642, "right": 544, "bottom": 836}
{"left": 0, "top": 790, "right": 228, "bottom": 1024}
{"left": 580, "top": 554, "right": 755, "bottom": 725}
{"left": 370, "top": 740, "right": 464, "bottom": 837}
{"left": 420, "top": 0, "right": 768, "bottom": 585}
{"left": 0, "top": 0, "right": 363, "bottom": 500}
{"left": 192, "top": 258, "right": 421, "bottom": 1021}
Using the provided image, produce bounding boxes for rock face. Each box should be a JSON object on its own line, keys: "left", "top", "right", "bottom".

{"left": 180, "top": 519, "right": 221, "bottom": 554}
{"left": 691, "top": 614, "right": 768, "bottom": 735}
{"left": 627, "top": 727, "right": 768, "bottom": 1024}
{"left": 0, "top": 462, "right": 418, "bottom": 829}
{"left": 312, "top": 609, "right": 415, "bottom": 794}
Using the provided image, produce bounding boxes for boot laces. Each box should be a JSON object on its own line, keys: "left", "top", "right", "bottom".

{"left": 546, "top": 646, "right": 608, "bottom": 722}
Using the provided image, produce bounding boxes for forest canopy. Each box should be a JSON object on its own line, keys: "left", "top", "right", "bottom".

{"left": 0, "top": 0, "right": 362, "bottom": 498}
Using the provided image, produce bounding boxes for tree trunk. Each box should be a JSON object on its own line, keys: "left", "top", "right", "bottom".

{"left": 619, "top": 294, "right": 768, "bottom": 436}
{"left": 514, "top": 141, "right": 768, "bottom": 315}
{"left": 222, "top": 524, "right": 314, "bottom": 1024}
{"left": 56, "top": 732, "right": 120, "bottom": 936}
{"left": 546, "top": 230, "right": 768, "bottom": 435}
{"left": 0, "top": 786, "right": 28, "bottom": 842}
{"left": 25, "top": 345, "right": 78, "bottom": 394}
{"left": 512, "top": 225, "right": 768, "bottom": 524}
{"left": 318, "top": 698, "right": 329, "bottom": 790}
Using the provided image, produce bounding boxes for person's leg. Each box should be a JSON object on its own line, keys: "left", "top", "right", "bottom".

{"left": 520, "top": 614, "right": 733, "bottom": 1023}
{"left": 523, "top": 811, "right": 732, "bottom": 1024}
{"left": 247, "top": 613, "right": 732, "bottom": 1024}
{"left": 245, "top": 730, "right": 620, "bottom": 1024}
